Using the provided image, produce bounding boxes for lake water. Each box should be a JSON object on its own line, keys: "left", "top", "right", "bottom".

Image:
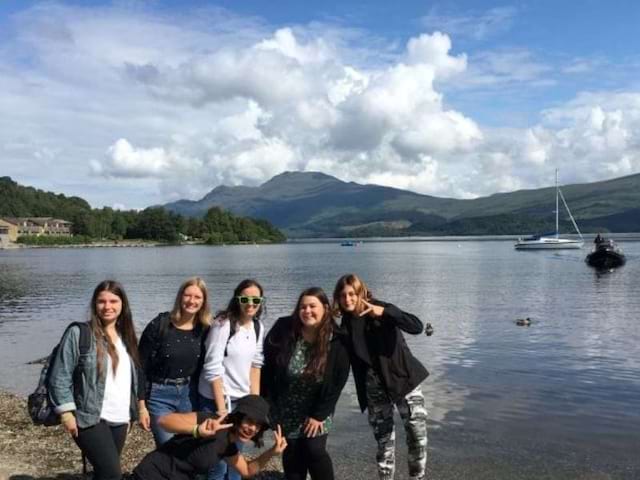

{"left": 1, "top": 241, "right": 639, "bottom": 479}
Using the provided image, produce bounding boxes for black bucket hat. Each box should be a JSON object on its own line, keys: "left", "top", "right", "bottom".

{"left": 233, "top": 395, "right": 272, "bottom": 429}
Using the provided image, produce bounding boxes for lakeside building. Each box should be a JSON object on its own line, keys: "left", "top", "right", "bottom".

{"left": 0, "top": 217, "right": 73, "bottom": 246}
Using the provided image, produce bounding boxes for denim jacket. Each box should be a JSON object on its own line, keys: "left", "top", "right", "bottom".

{"left": 49, "top": 324, "right": 140, "bottom": 428}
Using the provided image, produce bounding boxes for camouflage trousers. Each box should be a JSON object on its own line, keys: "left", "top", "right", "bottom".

{"left": 365, "top": 369, "right": 428, "bottom": 480}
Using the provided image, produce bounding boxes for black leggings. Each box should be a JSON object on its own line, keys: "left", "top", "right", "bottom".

{"left": 282, "top": 435, "right": 334, "bottom": 480}
{"left": 75, "top": 420, "right": 128, "bottom": 480}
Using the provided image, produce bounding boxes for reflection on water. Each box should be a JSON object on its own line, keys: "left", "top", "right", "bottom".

{"left": 1, "top": 241, "right": 639, "bottom": 472}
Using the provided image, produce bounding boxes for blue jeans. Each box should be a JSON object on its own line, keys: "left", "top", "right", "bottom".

{"left": 199, "top": 394, "right": 243, "bottom": 480}
{"left": 147, "top": 382, "right": 197, "bottom": 446}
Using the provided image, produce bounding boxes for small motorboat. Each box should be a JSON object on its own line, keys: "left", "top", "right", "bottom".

{"left": 586, "top": 236, "right": 626, "bottom": 269}
{"left": 340, "top": 240, "right": 362, "bottom": 247}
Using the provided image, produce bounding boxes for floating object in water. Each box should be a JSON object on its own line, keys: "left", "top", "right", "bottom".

{"left": 340, "top": 240, "right": 362, "bottom": 247}
{"left": 586, "top": 237, "right": 626, "bottom": 269}
{"left": 515, "top": 317, "right": 532, "bottom": 326}
{"left": 27, "top": 356, "right": 49, "bottom": 365}
{"left": 424, "top": 323, "right": 434, "bottom": 336}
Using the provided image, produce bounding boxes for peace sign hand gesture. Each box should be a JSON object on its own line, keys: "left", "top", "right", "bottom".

{"left": 359, "top": 300, "right": 385, "bottom": 318}
{"left": 271, "top": 425, "right": 288, "bottom": 455}
{"left": 199, "top": 417, "right": 233, "bottom": 438}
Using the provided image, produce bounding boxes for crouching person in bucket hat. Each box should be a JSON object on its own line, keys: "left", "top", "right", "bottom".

{"left": 130, "top": 394, "right": 286, "bottom": 479}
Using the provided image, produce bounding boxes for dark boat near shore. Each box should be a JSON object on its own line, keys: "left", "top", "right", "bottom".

{"left": 586, "top": 237, "right": 626, "bottom": 269}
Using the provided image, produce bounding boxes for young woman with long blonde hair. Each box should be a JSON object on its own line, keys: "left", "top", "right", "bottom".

{"left": 138, "top": 277, "right": 212, "bottom": 446}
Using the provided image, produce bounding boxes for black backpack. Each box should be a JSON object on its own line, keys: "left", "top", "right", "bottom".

{"left": 28, "top": 322, "right": 92, "bottom": 426}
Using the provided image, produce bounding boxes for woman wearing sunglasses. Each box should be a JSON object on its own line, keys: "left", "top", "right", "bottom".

{"left": 198, "top": 278, "right": 266, "bottom": 480}
{"left": 261, "top": 287, "right": 350, "bottom": 480}
{"left": 333, "top": 273, "right": 429, "bottom": 480}
{"left": 138, "top": 277, "right": 212, "bottom": 446}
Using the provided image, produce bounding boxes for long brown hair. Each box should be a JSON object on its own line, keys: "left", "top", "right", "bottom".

{"left": 276, "top": 287, "right": 335, "bottom": 379}
{"left": 89, "top": 280, "right": 140, "bottom": 376}
{"left": 170, "top": 277, "right": 213, "bottom": 327}
{"left": 332, "top": 273, "right": 372, "bottom": 316}
{"left": 217, "top": 278, "right": 265, "bottom": 330}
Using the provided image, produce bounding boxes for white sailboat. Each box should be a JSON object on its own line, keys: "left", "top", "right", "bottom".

{"left": 514, "top": 170, "right": 584, "bottom": 250}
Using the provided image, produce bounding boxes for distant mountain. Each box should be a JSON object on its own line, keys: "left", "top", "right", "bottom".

{"left": 164, "top": 171, "right": 640, "bottom": 238}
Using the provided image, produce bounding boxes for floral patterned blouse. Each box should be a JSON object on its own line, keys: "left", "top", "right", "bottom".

{"left": 271, "top": 338, "right": 333, "bottom": 438}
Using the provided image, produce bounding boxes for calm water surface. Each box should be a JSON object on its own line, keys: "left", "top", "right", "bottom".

{"left": 1, "top": 241, "right": 639, "bottom": 478}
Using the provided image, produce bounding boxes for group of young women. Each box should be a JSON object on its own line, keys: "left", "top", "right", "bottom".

{"left": 49, "top": 273, "right": 429, "bottom": 480}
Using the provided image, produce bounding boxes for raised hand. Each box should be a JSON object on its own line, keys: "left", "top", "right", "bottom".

{"left": 199, "top": 417, "right": 233, "bottom": 438}
{"left": 359, "top": 300, "right": 384, "bottom": 318}
{"left": 271, "top": 425, "right": 288, "bottom": 454}
{"left": 303, "top": 417, "right": 324, "bottom": 437}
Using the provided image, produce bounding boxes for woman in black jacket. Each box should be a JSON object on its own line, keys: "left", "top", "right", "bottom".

{"left": 333, "top": 273, "right": 428, "bottom": 480}
{"left": 261, "top": 287, "right": 350, "bottom": 480}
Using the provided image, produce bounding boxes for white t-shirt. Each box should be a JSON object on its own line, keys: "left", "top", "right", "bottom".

{"left": 199, "top": 318, "right": 264, "bottom": 402}
{"left": 100, "top": 336, "right": 132, "bottom": 423}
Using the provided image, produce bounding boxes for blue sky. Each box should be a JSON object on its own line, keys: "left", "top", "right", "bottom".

{"left": 0, "top": 0, "right": 639, "bottom": 209}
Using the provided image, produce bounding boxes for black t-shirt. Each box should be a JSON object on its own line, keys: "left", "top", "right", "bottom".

{"left": 139, "top": 312, "right": 208, "bottom": 382}
{"left": 132, "top": 412, "right": 239, "bottom": 480}
{"left": 157, "top": 325, "right": 204, "bottom": 379}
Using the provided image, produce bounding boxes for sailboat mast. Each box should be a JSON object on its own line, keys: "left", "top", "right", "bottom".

{"left": 555, "top": 168, "right": 559, "bottom": 238}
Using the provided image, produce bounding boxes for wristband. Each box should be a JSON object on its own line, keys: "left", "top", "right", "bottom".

{"left": 192, "top": 423, "right": 200, "bottom": 438}
{"left": 60, "top": 412, "right": 75, "bottom": 422}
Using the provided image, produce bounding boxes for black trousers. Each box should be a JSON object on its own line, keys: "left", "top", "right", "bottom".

{"left": 282, "top": 435, "right": 334, "bottom": 480}
{"left": 75, "top": 420, "right": 128, "bottom": 480}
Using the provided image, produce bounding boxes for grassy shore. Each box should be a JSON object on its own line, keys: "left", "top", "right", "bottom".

{"left": 0, "top": 391, "right": 283, "bottom": 480}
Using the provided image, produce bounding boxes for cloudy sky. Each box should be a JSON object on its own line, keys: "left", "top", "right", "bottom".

{"left": 1, "top": 0, "right": 639, "bottom": 209}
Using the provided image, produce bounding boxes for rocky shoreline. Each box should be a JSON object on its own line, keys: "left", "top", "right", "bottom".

{"left": 0, "top": 391, "right": 283, "bottom": 480}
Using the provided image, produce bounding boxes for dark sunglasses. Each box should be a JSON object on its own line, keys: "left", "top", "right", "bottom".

{"left": 236, "top": 295, "right": 263, "bottom": 305}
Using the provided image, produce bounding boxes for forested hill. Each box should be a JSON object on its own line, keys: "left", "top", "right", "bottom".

{"left": 0, "top": 177, "right": 285, "bottom": 244}
{"left": 164, "top": 171, "right": 640, "bottom": 237}
{"left": 0, "top": 176, "right": 90, "bottom": 218}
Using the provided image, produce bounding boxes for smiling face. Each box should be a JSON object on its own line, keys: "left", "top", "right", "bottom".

{"left": 339, "top": 284, "right": 359, "bottom": 313}
{"left": 95, "top": 290, "right": 123, "bottom": 326}
{"left": 181, "top": 285, "right": 204, "bottom": 316}
{"left": 238, "top": 285, "right": 262, "bottom": 320}
{"left": 299, "top": 295, "right": 327, "bottom": 330}
{"left": 236, "top": 417, "right": 261, "bottom": 443}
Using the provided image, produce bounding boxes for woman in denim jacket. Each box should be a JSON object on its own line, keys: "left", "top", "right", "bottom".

{"left": 49, "top": 280, "right": 142, "bottom": 480}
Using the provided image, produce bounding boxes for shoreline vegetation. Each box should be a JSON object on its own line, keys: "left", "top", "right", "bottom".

{"left": 0, "top": 390, "right": 283, "bottom": 480}
{"left": 0, "top": 177, "right": 286, "bottom": 246}
{"left": 1, "top": 238, "right": 282, "bottom": 250}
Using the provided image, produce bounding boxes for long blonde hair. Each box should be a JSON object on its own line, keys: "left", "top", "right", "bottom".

{"left": 170, "top": 277, "right": 212, "bottom": 327}
{"left": 332, "top": 273, "right": 372, "bottom": 317}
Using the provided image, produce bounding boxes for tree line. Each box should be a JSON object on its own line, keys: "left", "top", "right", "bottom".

{"left": 1, "top": 177, "right": 285, "bottom": 244}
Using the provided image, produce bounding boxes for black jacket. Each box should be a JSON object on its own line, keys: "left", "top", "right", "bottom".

{"left": 342, "top": 300, "right": 428, "bottom": 412}
{"left": 261, "top": 316, "right": 351, "bottom": 421}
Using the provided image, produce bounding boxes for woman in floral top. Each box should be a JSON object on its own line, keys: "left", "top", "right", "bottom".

{"left": 261, "top": 287, "right": 350, "bottom": 480}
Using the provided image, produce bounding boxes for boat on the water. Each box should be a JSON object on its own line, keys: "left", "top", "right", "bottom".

{"left": 340, "top": 240, "right": 362, "bottom": 247}
{"left": 515, "top": 169, "right": 584, "bottom": 250}
{"left": 586, "top": 236, "right": 626, "bottom": 268}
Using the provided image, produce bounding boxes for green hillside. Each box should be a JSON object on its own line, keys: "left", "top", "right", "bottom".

{"left": 164, "top": 171, "right": 640, "bottom": 237}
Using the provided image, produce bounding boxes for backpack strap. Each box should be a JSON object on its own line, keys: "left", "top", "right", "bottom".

{"left": 253, "top": 319, "right": 261, "bottom": 343}
{"left": 74, "top": 322, "right": 92, "bottom": 355}
{"left": 157, "top": 312, "right": 172, "bottom": 341}
{"left": 224, "top": 319, "right": 261, "bottom": 356}
{"left": 150, "top": 312, "right": 171, "bottom": 365}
